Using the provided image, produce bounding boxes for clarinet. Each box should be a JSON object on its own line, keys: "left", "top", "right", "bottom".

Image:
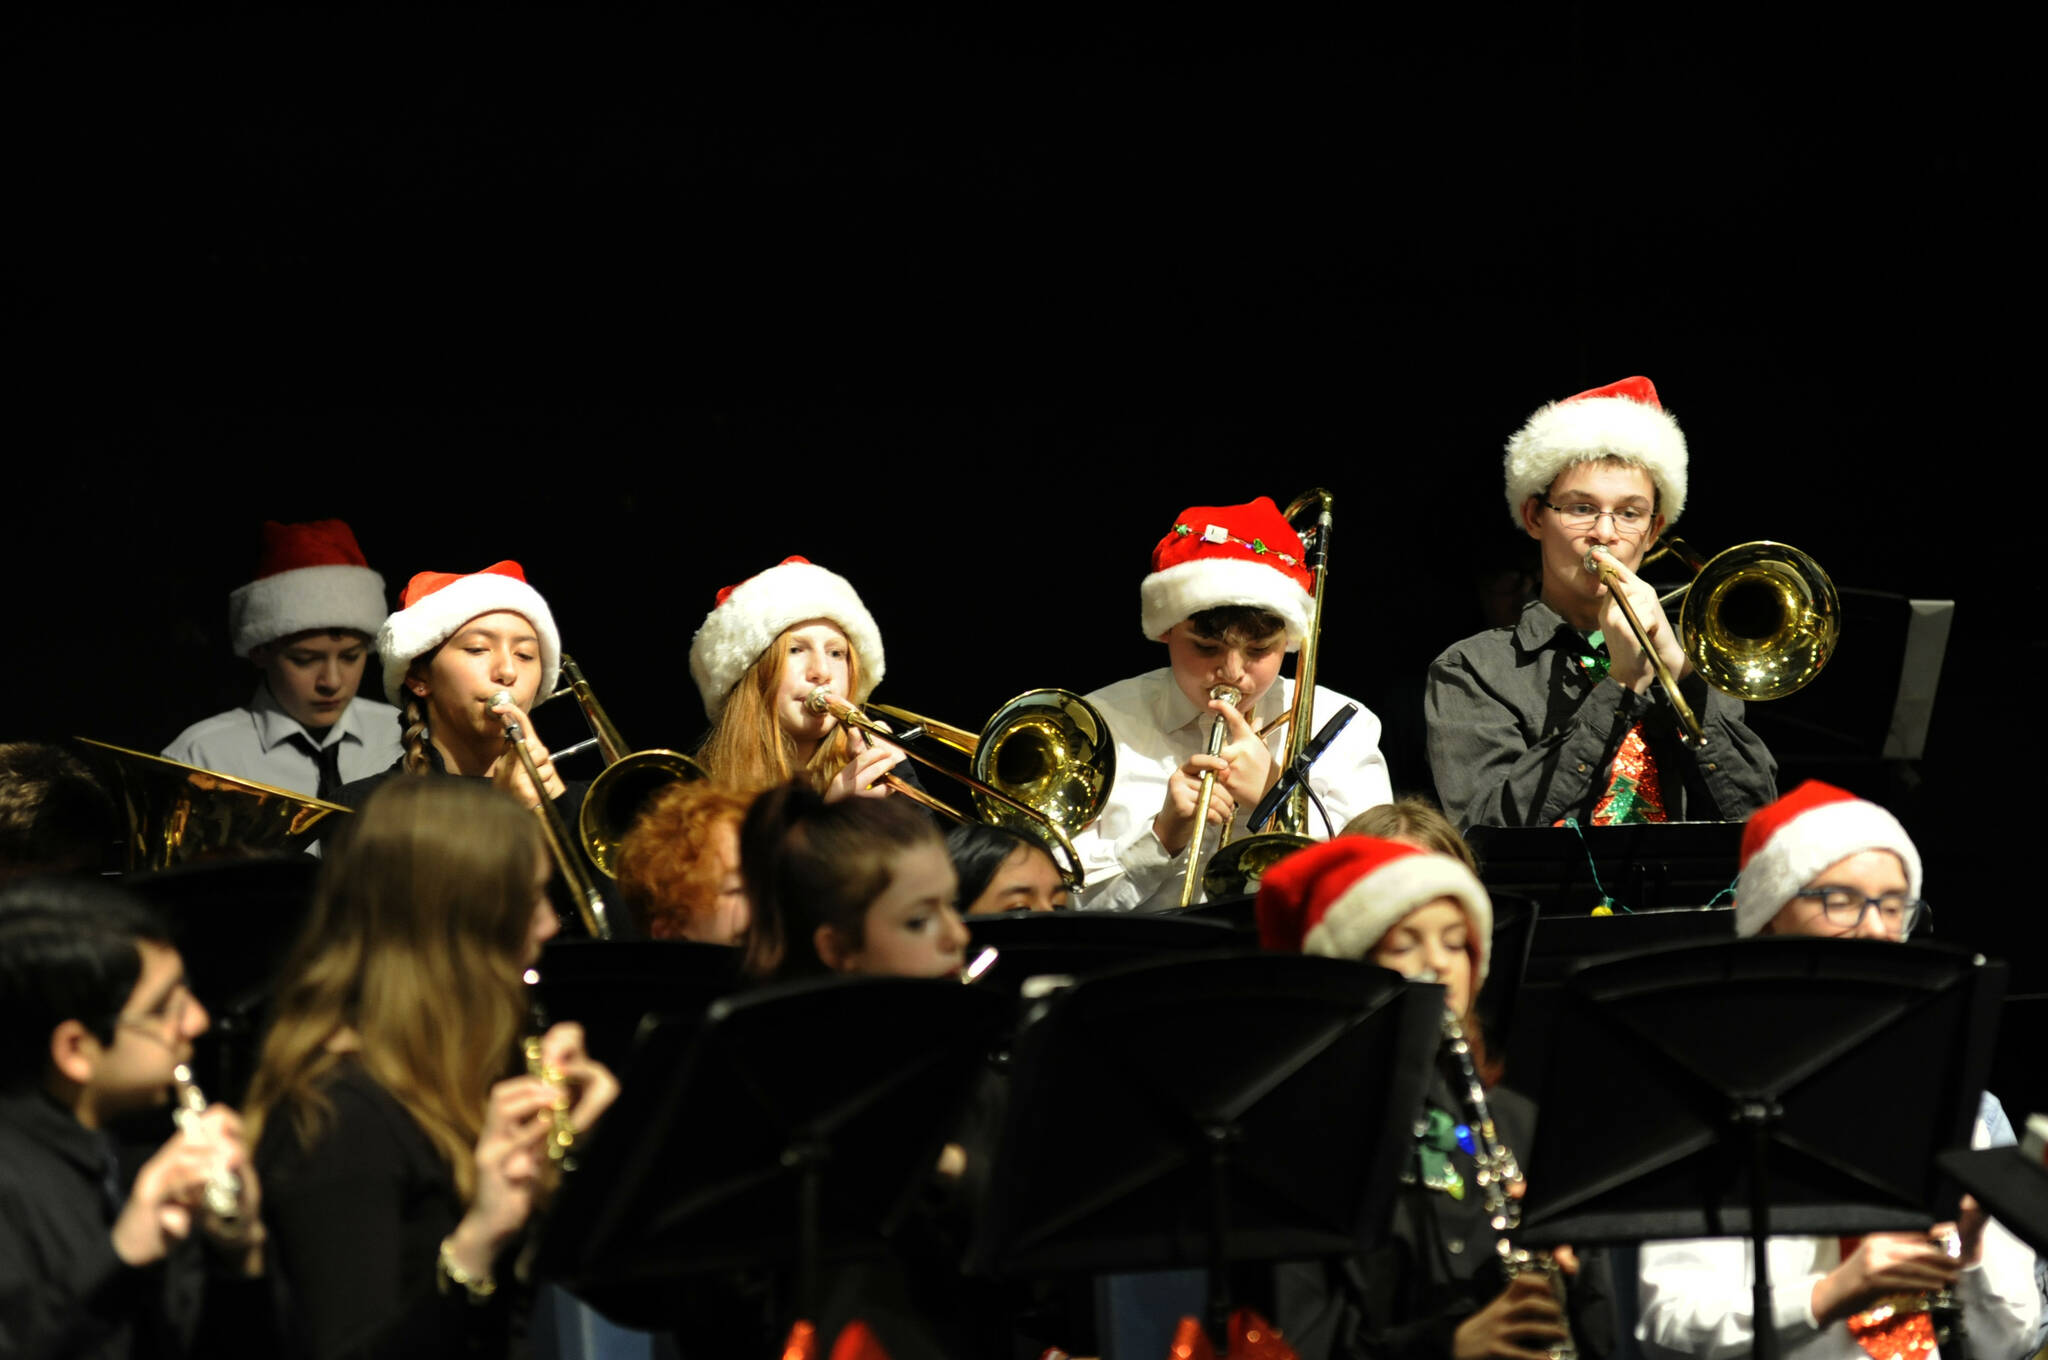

{"left": 171, "top": 1063, "right": 243, "bottom": 1222}
{"left": 1424, "top": 977, "right": 1576, "bottom": 1360}
{"left": 1927, "top": 1226, "right": 1970, "bottom": 1360}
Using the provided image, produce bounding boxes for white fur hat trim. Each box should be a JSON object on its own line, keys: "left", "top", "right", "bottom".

{"left": 228, "top": 564, "right": 388, "bottom": 657}
{"left": 1734, "top": 800, "right": 1923, "bottom": 938}
{"left": 1140, "top": 557, "right": 1314, "bottom": 650}
{"left": 689, "top": 560, "right": 885, "bottom": 720}
{"left": 1504, "top": 395, "right": 1689, "bottom": 531}
{"left": 374, "top": 572, "right": 561, "bottom": 707}
{"left": 1301, "top": 854, "right": 1494, "bottom": 987}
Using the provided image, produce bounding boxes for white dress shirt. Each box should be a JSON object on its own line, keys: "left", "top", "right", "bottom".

{"left": 1072, "top": 668, "right": 1391, "bottom": 913}
{"left": 1638, "top": 1111, "right": 2041, "bottom": 1360}
{"left": 163, "top": 683, "right": 404, "bottom": 798}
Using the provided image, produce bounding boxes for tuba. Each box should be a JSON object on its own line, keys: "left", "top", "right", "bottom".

{"left": 74, "top": 739, "right": 348, "bottom": 870}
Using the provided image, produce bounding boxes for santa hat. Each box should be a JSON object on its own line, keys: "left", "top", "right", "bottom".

{"left": 1503, "top": 375, "right": 1690, "bottom": 531}
{"left": 689, "top": 556, "right": 885, "bottom": 720}
{"left": 373, "top": 561, "right": 561, "bottom": 706}
{"left": 1140, "top": 498, "right": 1315, "bottom": 648}
{"left": 1734, "top": 780, "right": 1923, "bottom": 937}
{"left": 227, "top": 519, "right": 388, "bottom": 657}
{"left": 1255, "top": 836, "right": 1493, "bottom": 987}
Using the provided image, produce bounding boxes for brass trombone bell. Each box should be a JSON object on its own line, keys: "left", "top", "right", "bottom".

{"left": 534, "top": 654, "right": 710, "bottom": 879}
{"left": 74, "top": 738, "right": 349, "bottom": 871}
{"left": 1664, "top": 539, "right": 1839, "bottom": 702}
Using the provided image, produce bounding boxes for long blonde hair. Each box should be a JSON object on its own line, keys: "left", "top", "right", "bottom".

{"left": 243, "top": 779, "right": 541, "bottom": 1199}
{"left": 697, "top": 629, "right": 865, "bottom": 796}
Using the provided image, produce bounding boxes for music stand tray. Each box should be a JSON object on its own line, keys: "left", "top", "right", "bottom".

{"left": 1469, "top": 821, "right": 1744, "bottom": 914}
{"left": 967, "top": 952, "right": 1442, "bottom": 1337}
{"left": 1521, "top": 937, "right": 2001, "bottom": 1246}
{"left": 529, "top": 975, "right": 1008, "bottom": 1331}
{"left": 525, "top": 937, "right": 742, "bottom": 1079}
{"left": 964, "top": 911, "right": 1248, "bottom": 993}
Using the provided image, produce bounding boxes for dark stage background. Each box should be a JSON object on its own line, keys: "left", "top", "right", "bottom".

{"left": 6, "top": 17, "right": 2041, "bottom": 1095}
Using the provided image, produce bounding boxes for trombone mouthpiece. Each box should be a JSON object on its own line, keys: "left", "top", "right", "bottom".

{"left": 490, "top": 690, "right": 513, "bottom": 709}
{"left": 805, "top": 687, "right": 836, "bottom": 714}
{"left": 1209, "top": 684, "right": 1243, "bottom": 707}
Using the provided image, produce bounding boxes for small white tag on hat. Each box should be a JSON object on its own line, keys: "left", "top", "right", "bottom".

{"left": 1202, "top": 524, "right": 1229, "bottom": 544}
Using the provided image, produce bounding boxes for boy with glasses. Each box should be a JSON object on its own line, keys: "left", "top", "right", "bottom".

{"left": 1425, "top": 377, "right": 1778, "bottom": 830}
{"left": 0, "top": 878, "right": 272, "bottom": 1357}
{"left": 1636, "top": 781, "right": 2043, "bottom": 1360}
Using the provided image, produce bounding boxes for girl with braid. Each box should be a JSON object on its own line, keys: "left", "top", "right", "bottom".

{"left": 687, "top": 556, "right": 911, "bottom": 802}
{"left": 333, "top": 561, "right": 573, "bottom": 826}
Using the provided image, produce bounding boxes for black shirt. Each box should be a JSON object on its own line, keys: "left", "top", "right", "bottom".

{"left": 0, "top": 1087, "right": 269, "bottom": 1360}
{"left": 257, "top": 1059, "right": 518, "bottom": 1360}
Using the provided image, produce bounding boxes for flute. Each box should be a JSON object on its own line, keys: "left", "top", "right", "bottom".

{"left": 171, "top": 1063, "right": 242, "bottom": 1222}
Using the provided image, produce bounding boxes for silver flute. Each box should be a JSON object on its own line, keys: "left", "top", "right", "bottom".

{"left": 171, "top": 1063, "right": 242, "bottom": 1221}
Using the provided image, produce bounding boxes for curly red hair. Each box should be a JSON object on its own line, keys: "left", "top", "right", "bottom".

{"left": 613, "top": 783, "right": 753, "bottom": 941}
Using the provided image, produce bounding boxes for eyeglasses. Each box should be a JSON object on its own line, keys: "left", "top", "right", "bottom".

{"left": 1788, "top": 888, "right": 1927, "bottom": 936}
{"left": 1538, "top": 498, "right": 1656, "bottom": 539}
{"left": 116, "top": 984, "right": 194, "bottom": 1041}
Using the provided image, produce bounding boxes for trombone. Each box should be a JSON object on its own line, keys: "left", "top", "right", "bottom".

{"left": 533, "top": 655, "right": 710, "bottom": 878}
{"left": 811, "top": 687, "right": 1116, "bottom": 890}
{"left": 1200, "top": 488, "right": 1334, "bottom": 901}
{"left": 1586, "top": 537, "right": 1838, "bottom": 746}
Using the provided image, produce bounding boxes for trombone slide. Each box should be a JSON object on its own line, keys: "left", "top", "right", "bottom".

{"left": 1178, "top": 685, "right": 1241, "bottom": 909}
{"left": 1584, "top": 550, "right": 1707, "bottom": 747}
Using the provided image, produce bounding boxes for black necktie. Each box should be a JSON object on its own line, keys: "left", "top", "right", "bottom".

{"left": 297, "top": 735, "right": 344, "bottom": 802}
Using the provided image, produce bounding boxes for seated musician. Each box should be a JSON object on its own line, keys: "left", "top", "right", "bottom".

{"left": 245, "top": 778, "right": 618, "bottom": 1360}
{"left": 688, "top": 555, "right": 910, "bottom": 802}
{"left": 1637, "top": 781, "right": 2041, "bottom": 1360}
{"left": 613, "top": 782, "right": 753, "bottom": 944}
{"left": 1424, "top": 377, "right": 1776, "bottom": 832}
{"left": 330, "top": 560, "right": 569, "bottom": 819}
{"left": 1257, "top": 836, "right": 1608, "bottom": 1360}
{"left": 1073, "top": 497, "right": 1392, "bottom": 912}
{"left": 947, "top": 822, "right": 1071, "bottom": 915}
{"left": 0, "top": 878, "right": 273, "bottom": 1358}
{"left": 163, "top": 519, "right": 400, "bottom": 801}
{"left": 1344, "top": 795, "right": 1477, "bottom": 871}
{"left": 737, "top": 783, "right": 968, "bottom": 982}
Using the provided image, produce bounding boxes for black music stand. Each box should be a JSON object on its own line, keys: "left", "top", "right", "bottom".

{"left": 963, "top": 910, "right": 1248, "bottom": 993}
{"left": 1518, "top": 938, "right": 2003, "bottom": 1360}
{"left": 525, "top": 937, "right": 742, "bottom": 1078}
{"left": 965, "top": 952, "right": 1443, "bottom": 1346}
{"left": 1179, "top": 892, "right": 1259, "bottom": 933}
{"left": 1468, "top": 821, "right": 1743, "bottom": 915}
{"left": 128, "top": 853, "right": 321, "bottom": 1101}
{"left": 529, "top": 975, "right": 1008, "bottom": 1334}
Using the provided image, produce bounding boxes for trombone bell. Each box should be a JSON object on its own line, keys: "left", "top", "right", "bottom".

{"left": 1676, "top": 540, "right": 1839, "bottom": 702}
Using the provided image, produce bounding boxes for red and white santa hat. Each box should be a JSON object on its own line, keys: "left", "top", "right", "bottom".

{"left": 227, "top": 519, "right": 388, "bottom": 658}
{"left": 689, "top": 556, "right": 885, "bottom": 720}
{"left": 373, "top": 561, "right": 561, "bottom": 706}
{"left": 1255, "top": 836, "right": 1493, "bottom": 986}
{"left": 1734, "top": 780, "right": 1923, "bottom": 937}
{"left": 1140, "top": 497, "right": 1315, "bottom": 649}
{"left": 1503, "top": 375, "right": 1690, "bottom": 531}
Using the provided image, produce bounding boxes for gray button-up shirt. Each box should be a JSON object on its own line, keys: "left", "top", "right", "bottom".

{"left": 162, "top": 683, "right": 404, "bottom": 798}
{"left": 1424, "top": 599, "right": 1776, "bottom": 831}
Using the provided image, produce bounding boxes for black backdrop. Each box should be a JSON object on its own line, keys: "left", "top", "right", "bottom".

{"left": 6, "top": 18, "right": 2041, "bottom": 1039}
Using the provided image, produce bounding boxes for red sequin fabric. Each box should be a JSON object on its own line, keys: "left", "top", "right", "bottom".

{"left": 1590, "top": 722, "right": 1667, "bottom": 825}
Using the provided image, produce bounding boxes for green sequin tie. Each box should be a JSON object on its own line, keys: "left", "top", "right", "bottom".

{"left": 1415, "top": 1108, "right": 1465, "bottom": 1200}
